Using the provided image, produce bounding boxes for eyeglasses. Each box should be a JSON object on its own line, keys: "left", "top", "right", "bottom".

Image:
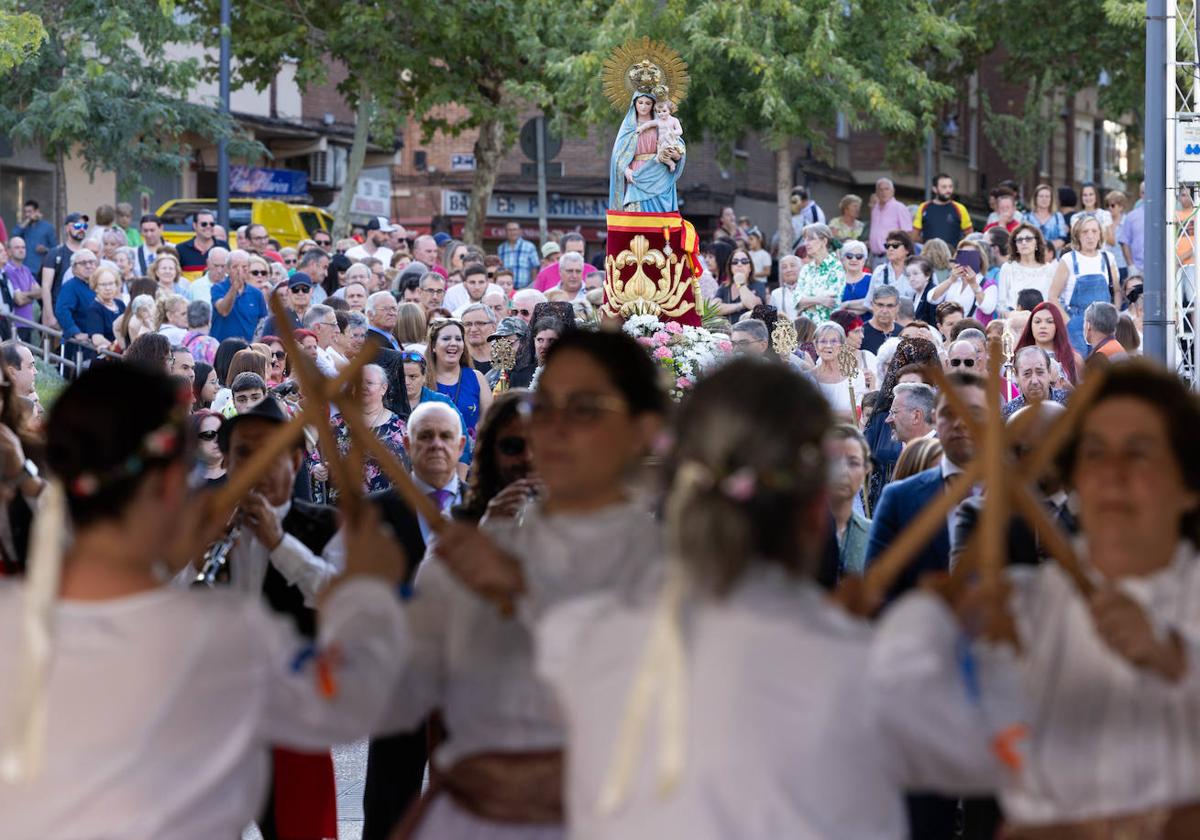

{"left": 196, "top": 221, "right": 214, "bottom": 228}
{"left": 74, "top": 258, "right": 97, "bottom": 265}
{"left": 496, "top": 436, "right": 528, "bottom": 456}
{"left": 816, "top": 338, "right": 842, "bottom": 347}
{"left": 523, "top": 392, "right": 628, "bottom": 425}
{"left": 251, "top": 235, "right": 269, "bottom": 242}
{"left": 272, "top": 350, "right": 287, "bottom": 360}
{"left": 197, "top": 429, "right": 220, "bottom": 442}
{"left": 949, "top": 358, "right": 977, "bottom": 368}
{"left": 315, "top": 238, "right": 332, "bottom": 246}
{"left": 284, "top": 258, "right": 297, "bottom": 266}
{"left": 730, "top": 257, "right": 751, "bottom": 265}
{"left": 316, "top": 320, "right": 337, "bottom": 328}
{"left": 843, "top": 253, "right": 865, "bottom": 260}
{"left": 291, "top": 285, "right": 312, "bottom": 293}
{"left": 1014, "top": 235, "right": 1037, "bottom": 244}
{"left": 249, "top": 270, "right": 269, "bottom": 277}
{"left": 463, "top": 320, "right": 491, "bottom": 329}
{"left": 885, "top": 242, "right": 904, "bottom": 250}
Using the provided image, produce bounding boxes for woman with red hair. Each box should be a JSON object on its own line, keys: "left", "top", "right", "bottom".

{"left": 1015, "top": 301, "right": 1083, "bottom": 386}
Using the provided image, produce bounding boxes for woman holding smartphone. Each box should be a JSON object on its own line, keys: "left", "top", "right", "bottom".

{"left": 927, "top": 240, "right": 997, "bottom": 323}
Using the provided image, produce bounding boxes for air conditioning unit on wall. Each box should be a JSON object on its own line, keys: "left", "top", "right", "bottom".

{"left": 308, "top": 146, "right": 348, "bottom": 188}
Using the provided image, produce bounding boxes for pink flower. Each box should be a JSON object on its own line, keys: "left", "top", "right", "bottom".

{"left": 675, "top": 376, "right": 693, "bottom": 389}
{"left": 653, "top": 346, "right": 673, "bottom": 359}
{"left": 652, "top": 331, "right": 671, "bottom": 346}
{"left": 637, "top": 336, "right": 654, "bottom": 347}
{"left": 720, "top": 467, "right": 757, "bottom": 502}
{"left": 717, "top": 340, "right": 733, "bottom": 353}
{"left": 665, "top": 321, "right": 684, "bottom": 334}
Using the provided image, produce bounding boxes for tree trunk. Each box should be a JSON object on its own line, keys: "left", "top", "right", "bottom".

{"left": 463, "top": 114, "right": 505, "bottom": 248}
{"left": 332, "top": 86, "right": 373, "bottom": 240}
{"left": 775, "top": 142, "right": 794, "bottom": 255}
{"left": 55, "top": 147, "right": 67, "bottom": 228}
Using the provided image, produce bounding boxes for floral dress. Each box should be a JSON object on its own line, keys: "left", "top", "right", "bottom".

{"left": 794, "top": 254, "right": 847, "bottom": 323}
{"left": 323, "top": 412, "right": 409, "bottom": 500}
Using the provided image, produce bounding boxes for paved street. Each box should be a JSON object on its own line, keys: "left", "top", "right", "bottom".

{"left": 243, "top": 740, "right": 368, "bottom": 840}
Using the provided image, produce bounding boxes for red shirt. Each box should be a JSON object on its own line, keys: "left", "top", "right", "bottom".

{"left": 983, "top": 219, "right": 1021, "bottom": 234}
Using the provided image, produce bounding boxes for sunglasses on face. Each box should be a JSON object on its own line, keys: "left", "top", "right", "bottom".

{"left": 272, "top": 350, "right": 287, "bottom": 360}
{"left": 196, "top": 221, "right": 214, "bottom": 228}
{"left": 730, "top": 257, "right": 751, "bottom": 265}
{"left": 315, "top": 239, "right": 331, "bottom": 246}
{"left": 497, "top": 436, "right": 528, "bottom": 456}
{"left": 843, "top": 253, "right": 865, "bottom": 260}
{"left": 284, "top": 258, "right": 297, "bottom": 265}
{"left": 1014, "top": 236, "right": 1036, "bottom": 244}
{"left": 949, "top": 357, "right": 977, "bottom": 368}
{"left": 885, "top": 242, "right": 904, "bottom": 250}
{"left": 197, "top": 429, "right": 220, "bottom": 442}
{"left": 249, "top": 270, "right": 269, "bottom": 277}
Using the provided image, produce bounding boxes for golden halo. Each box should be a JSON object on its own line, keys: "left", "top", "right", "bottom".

{"left": 602, "top": 37, "right": 690, "bottom": 113}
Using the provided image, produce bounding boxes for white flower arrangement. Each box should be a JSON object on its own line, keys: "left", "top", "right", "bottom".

{"left": 622, "top": 315, "right": 733, "bottom": 399}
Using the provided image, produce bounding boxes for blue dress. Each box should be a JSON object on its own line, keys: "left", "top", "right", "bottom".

{"left": 82, "top": 298, "right": 126, "bottom": 342}
{"left": 436, "top": 369, "right": 482, "bottom": 440}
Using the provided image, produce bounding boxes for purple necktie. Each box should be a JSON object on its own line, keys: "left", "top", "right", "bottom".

{"left": 428, "top": 489, "right": 453, "bottom": 513}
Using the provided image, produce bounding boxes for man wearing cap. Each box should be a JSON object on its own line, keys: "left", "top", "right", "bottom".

{"left": 40, "top": 211, "right": 89, "bottom": 327}
{"left": 484, "top": 316, "right": 528, "bottom": 390}
{"left": 260, "top": 272, "right": 315, "bottom": 337}
{"left": 533, "top": 231, "right": 586, "bottom": 292}
{"left": 496, "top": 221, "right": 539, "bottom": 290}
{"left": 346, "top": 217, "right": 396, "bottom": 266}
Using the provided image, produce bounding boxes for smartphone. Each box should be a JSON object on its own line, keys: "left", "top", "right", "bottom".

{"left": 953, "top": 250, "right": 982, "bottom": 274}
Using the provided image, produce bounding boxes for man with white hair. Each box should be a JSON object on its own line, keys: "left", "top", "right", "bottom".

{"left": 411, "top": 234, "right": 447, "bottom": 278}
{"left": 303, "top": 304, "right": 341, "bottom": 376}
{"left": 405, "top": 401, "right": 466, "bottom": 544}
{"left": 533, "top": 231, "right": 586, "bottom": 292}
{"left": 481, "top": 289, "right": 508, "bottom": 323}
{"left": 548, "top": 251, "right": 588, "bottom": 303}
{"left": 187, "top": 246, "right": 227, "bottom": 306}
{"left": 769, "top": 254, "right": 803, "bottom": 319}
{"left": 868, "top": 177, "right": 913, "bottom": 266}
{"left": 211, "top": 249, "right": 266, "bottom": 342}
{"left": 511, "top": 288, "right": 547, "bottom": 325}
{"left": 365, "top": 291, "right": 400, "bottom": 350}
{"left": 54, "top": 249, "right": 98, "bottom": 346}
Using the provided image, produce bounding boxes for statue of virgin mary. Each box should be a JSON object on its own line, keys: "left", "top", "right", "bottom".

{"left": 603, "top": 40, "right": 690, "bottom": 213}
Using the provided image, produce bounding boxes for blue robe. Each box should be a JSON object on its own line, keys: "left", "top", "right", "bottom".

{"left": 608, "top": 93, "right": 686, "bottom": 213}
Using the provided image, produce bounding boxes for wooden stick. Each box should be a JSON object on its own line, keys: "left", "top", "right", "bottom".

{"left": 267, "top": 295, "right": 363, "bottom": 513}
{"left": 333, "top": 397, "right": 445, "bottom": 529}
{"left": 862, "top": 464, "right": 981, "bottom": 605}
{"left": 1008, "top": 483, "right": 1094, "bottom": 596}
{"left": 206, "top": 351, "right": 371, "bottom": 518}
{"left": 977, "top": 337, "right": 1008, "bottom": 585}
{"left": 1017, "top": 363, "right": 1109, "bottom": 482}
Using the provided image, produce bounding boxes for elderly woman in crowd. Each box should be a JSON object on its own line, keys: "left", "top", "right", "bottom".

{"left": 325, "top": 362, "right": 409, "bottom": 498}
{"left": 839, "top": 239, "right": 872, "bottom": 312}
{"left": 149, "top": 252, "right": 184, "bottom": 298}
{"left": 155, "top": 293, "right": 190, "bottom": 344}
{"left": 116, "top": 293, "right": 157, "bottom": 349}
{"left": 807, "top": 321, "right": 864, "bottom": 423}
{"left": 829, "top": 193, "right": 865, "bottom": 241}
{"left": 83, "top": 266, "right": 127, "bottom": 353}
{"left": 793, "top": 223, "right": 845, "bottom": 323}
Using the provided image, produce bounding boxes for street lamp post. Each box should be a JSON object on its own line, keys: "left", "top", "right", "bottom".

{"left": 217, "top": 0, "right": 231, "bottom": 231}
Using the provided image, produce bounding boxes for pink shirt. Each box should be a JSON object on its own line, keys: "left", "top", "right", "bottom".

{"left": 869, "top": 198, "right": 913, "bottom": 256}
{"left": 533, "top": 262, "right": 561, "bottom": 292}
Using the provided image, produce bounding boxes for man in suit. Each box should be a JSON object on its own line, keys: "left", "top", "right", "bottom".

{"left": 360, "top": 400, "right": 466, "bottom": 839}
{"left": 218, "top": 397, "right": 342, "bottom": 840}
{"left": 864, "top": 371, "right": 986, "bottom": 840}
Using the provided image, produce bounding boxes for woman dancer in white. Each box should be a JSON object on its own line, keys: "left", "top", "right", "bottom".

{"left": 532, "top": 359, "right": 1019, "bottom": 839}
{"left": 0, "top": 363, "right": 408, "bottom": 840}
{"left": 383, "top": 329, "right": 669, "bottom": 839}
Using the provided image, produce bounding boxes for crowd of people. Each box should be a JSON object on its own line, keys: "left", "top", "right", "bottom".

{"left": 0, "top": 172, "right": 1196, "bottom": 840}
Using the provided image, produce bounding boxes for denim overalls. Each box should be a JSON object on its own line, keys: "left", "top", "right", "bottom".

{"left": 1066, "top": 250, "right": 1112, "bottom": 354}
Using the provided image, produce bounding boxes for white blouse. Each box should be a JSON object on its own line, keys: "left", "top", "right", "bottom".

{"left": 379, "top": 500, "right": 663, "bottom": 837}
{"left": 0, "top": 579, "right": 407, "bottom": 840}
{"left": 930, "top": 274, "right": 998, "bottom": 317}
{"left": 1002, "top": 544, "right": 1200, "bottom": 826}
{"left": 538, "top": 575, "right": 1015, "bottom": 840}
{"left": 997, "top": 261, "right": 1059, "bottom": 312}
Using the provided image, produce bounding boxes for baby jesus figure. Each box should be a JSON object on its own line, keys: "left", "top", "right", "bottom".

{"left": 637, "top": 99, "right": 684, "bottom": 172}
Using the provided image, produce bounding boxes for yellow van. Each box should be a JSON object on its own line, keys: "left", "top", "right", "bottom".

{"left": 155, "top": 198, "right": 334, "bottom": 250}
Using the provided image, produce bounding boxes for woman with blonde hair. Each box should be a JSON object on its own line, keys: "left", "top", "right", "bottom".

{"left": 829, "top": 194, "right": 865, "bottom": 241}
{"left": 154, "top": 293, "right": 190, "bottom": 344}
{"left": 246, "top": 254, "right": 273, "bottom": 293}
{"left": 148, "top": 252, "right": 184, "bottom": 298}
{"left": 1048, "top": 214, "right": 1120, "bottom": 353}
{"left": 920, "top": 238, "right": 953, "bottom": 284}
{"left": 892, "top": 436, "right": 944, "bottom": 482}
{"left": 441, "top": 238, "right": 469, "bottom": 273}
{"left": 395, "top": 302, "right": 427, "bottom": 348}
{"left": 1024, "top": 183, "right": 1068, "bottom": 254}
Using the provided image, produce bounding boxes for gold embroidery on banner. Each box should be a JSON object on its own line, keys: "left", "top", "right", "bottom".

{"left": 604, "top": 233, "right": 694, "bottom": 319}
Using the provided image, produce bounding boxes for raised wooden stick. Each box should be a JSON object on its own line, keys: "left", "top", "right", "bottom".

{"left": 206, "top": 350, "right": 372, "bottom": 519}
{"left": 977, "top": 337, "right": 1008, "bottom": 586}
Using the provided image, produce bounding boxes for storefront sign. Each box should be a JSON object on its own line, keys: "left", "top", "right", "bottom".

{"left": 230, "top": 166, "right": 308, "bottom": 197}
{"left": 442, "top": 190, "right": 608, "bottom": 221}
{"left": 350, "top": 167, "right": 392, "bottom": 216}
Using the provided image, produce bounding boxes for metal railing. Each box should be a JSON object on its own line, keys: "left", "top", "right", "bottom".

{"left": 3, "top": 312, "right": 122, "bottom": 378}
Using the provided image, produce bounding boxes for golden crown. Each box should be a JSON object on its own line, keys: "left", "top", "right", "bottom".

{"left": 602, "top": 37, "right": 690, "bottom": 113}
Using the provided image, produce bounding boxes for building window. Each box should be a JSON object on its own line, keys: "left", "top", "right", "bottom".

{"left": 1102, "top": 120, "right": 1128, "bottom": 177}
{"left": 1075, "top": 124, "right": 1095, "bottom": 183}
